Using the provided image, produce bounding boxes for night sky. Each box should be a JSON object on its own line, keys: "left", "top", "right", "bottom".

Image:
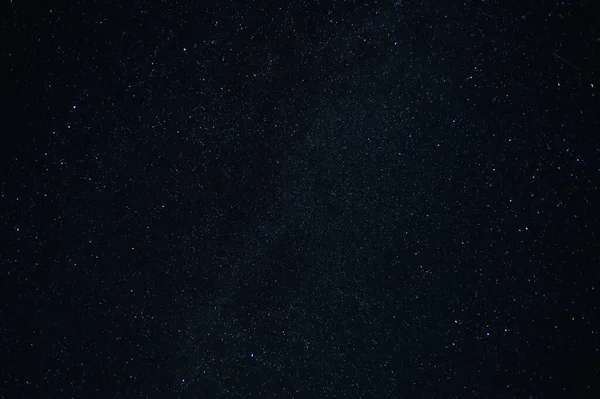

{"left": 1, "top": 0, "right": 599, "bottom": 397}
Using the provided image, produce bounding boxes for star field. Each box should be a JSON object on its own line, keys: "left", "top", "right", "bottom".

{"left": 1, "top": 0, "right": 599, "bottom": 397}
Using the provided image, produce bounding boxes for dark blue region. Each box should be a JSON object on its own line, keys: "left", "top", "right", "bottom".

{"left": 1, "top": 0, "right": 598, "bottom": 398}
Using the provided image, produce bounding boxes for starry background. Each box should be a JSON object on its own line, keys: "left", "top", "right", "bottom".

{"left": 1, "top": 0, "right": 599, "bottom": 397}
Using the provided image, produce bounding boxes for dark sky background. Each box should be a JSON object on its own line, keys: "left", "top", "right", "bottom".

{"left": 1, "top": 0, "right": 599, "bottom": 397}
